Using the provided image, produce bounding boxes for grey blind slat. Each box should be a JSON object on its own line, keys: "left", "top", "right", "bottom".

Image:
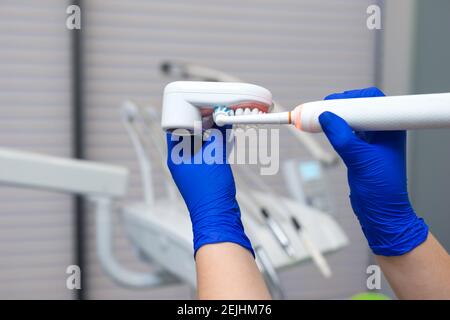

{"left": 84, "top": 0, "right": 376, "bottom": 299}
{"left": 0, "top": 0, "right": 73, "bottom": 299}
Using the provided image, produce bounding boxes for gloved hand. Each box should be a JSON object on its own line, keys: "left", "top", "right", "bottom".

{"left": 166, "top": 125, "right": 253, "bottom": 256}
{"left": 319, "top": 87, "right": 428, "bottom": 256}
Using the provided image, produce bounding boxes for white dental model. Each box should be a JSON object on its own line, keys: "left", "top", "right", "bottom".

{"left": 161, "top": 81, "right": 273, "bottom": 133}
{"left": 161, "top": 81, "right": 450, "bottom": 134}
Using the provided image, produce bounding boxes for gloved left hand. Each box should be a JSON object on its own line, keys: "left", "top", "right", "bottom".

{"left": 319, "top": 87, "right": 428, "bottom": 256}
{"left": 166, "top": 125, "right": 254, "bottom": 257}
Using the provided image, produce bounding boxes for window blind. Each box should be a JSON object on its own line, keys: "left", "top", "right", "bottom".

{"left": 0, "top": 0, "right": 73, "bottom": 299}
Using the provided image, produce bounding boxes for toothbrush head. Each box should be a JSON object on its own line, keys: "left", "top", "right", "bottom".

{"left": 161, "top": 81, "right": 273, "bottom": 135}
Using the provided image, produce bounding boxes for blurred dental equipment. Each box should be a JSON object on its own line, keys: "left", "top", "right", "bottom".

{"left": 122, "top": 101, "right": 348, "bottom": 286}
{"left": 233, "top": 157, "right": 333, "bottom": 278}
{"left": 261, "top": 208, "right": 295, "bottom": 257}
{"left": 282, "top": 160, "right": 331, "bottom": 213}
{"left": 291, "top": 217, "right": 332, "bottom": 278}
{"left": 162, "top": 81, "right": 450, "bottom": 134}
{"left": 160, "top": 61, "right": 338, "bottom": 165}
{"left": 0, "top": 147, "right": 175, "bottom": 288}
{"left": 0, "top": 95, "right": 349, "bottom": 296}
{"left": 225, "top": 130, "right": 332, "bottom": 278}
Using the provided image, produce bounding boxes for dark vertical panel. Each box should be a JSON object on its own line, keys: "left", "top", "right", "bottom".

{"left": 409, "top": 0, "right": 450, "bottom": 250}
{"left": 70, "top": 0, "right": 86, "bottom": 300}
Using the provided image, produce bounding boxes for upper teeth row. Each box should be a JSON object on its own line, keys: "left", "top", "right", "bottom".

{"left": 231, "top": 108, "right": 267, "bottom": 116}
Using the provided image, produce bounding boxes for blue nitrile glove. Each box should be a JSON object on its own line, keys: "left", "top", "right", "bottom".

{"left": 319, "top": 87, "right": 428, "bottom": 256}
{"left": 166, "top": 125, "right": 254, "bottom": 257}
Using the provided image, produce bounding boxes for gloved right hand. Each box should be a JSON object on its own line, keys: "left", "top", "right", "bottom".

{"left": 318, "top": 87, "right": 428, "bottom": 256}
{"left": 166, "top": 125, "right": 253, "bottom": 257}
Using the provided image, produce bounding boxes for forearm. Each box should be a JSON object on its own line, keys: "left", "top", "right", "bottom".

{"left": 376, "top": 232, "right": 450, "bottom": 299}
{"left": 196, "top": 242, "right": 271, "bottom": 300}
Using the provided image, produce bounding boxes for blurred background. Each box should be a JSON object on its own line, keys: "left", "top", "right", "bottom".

{"left": 0, "top": 0, "right": 449, "bottom": 299}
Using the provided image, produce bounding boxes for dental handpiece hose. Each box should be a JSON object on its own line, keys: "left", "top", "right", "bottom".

{"left": 214, "top": 92, "right": 450, "bottom": 132}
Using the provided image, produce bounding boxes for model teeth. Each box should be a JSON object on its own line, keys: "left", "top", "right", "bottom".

{"left": 230, "top": 107, "right": 267, "bottom": 115}
{"left": 213, "top": 106, "right": 268, "bottom": 129}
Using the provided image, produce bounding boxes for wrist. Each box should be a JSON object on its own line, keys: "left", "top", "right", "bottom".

{"left": 193, "top": 227, "right": 254, "bottom": 257}
{"left": 357, "top": 205, "right": 429, "bottom": 256}
{"left": 366, "top": 215, "right": 429, "bottom": 256}
{"left": 190, "top": 200, "right": 254, "bottom": 257}
{"left": 350, "top": 193, "right": 429, "bottom": 256}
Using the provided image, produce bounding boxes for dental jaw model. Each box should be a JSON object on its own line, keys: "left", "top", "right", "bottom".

{"left": 161, "top": 81, "right": 273, "bottom": 134}
{"left": 162, "top": 81, "right": 450, "bottom": 134}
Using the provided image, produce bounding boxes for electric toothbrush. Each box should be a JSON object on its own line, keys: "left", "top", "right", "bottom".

{"left": 161, "top": 81, "right": 450, "bottom": 134}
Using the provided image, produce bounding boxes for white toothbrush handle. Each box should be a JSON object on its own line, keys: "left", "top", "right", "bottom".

{"left": 296, "top": 93, "right": 450, "bottom": 133}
